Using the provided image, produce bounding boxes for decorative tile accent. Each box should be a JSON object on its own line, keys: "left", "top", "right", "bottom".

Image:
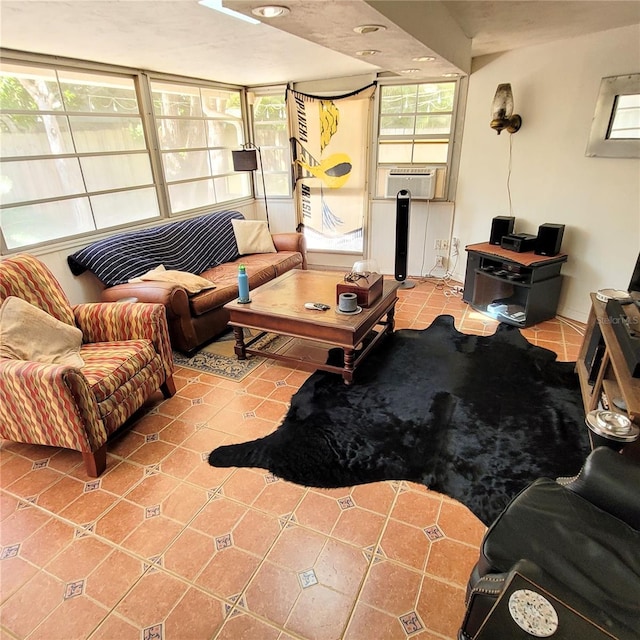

{"left": 148, "top": 407, "right": 160, "bottom": 415}
{"left": 275, "top": 380, "right": 287, "bottom": 387}
{"left": 424, "top": 525, "right": 445, "bottom": 541}
{"left": 338, "top": 496, "right": 355, "bottom": 510}
{"left": 298, "top": 568, "right": 318, "bottom": 589}
{"left": 242, "top": 411, "right": 256, "bottom": 419}
{"left": 399, "top": 611, "right": 424, "bottom": 635}
{"left": 32, "top": 459, "right": 49, "bottom": 470}
{"left": 145, "top": 464, "right": 160, "bottom": 476}
{"left": 207, "top": 487, "right": 222, "bottom": 500}
{"left": 278, "top": 513, "right": 297, "bottom": 529}
{"left": 74, "top": 523, "right": 95, "bottom": 538}
{"left": 191, "top": 398, "right": 203, "bottom": 405}
{"left": 145, "top": 505, "right": 161, "bottom": 519}
{"left": 143, "top": 623, "right": 163, "bottom": 640}
{"left": 145, "top": 433, "right": 159, "bottom": 443}
{"left": 224, "top": 595, "right": 246, "bottom": 617}
{"left": 143, "top": 555, "right": 164, "bottom": 573}
{"left": 1, "top": 544, "right": 20, "bottom": 560}
{"left": 64, "top": 579, "right": 85, "bottom": 600}
{"left": 263, "top": 473, "right": 279, "bottom": 484}
{"left": 84, "top": 479, "right": 101, "bottom": 493}
{"left": 17, "top": 496, "right": 37, "bottom": 509}
{"left": 200, "top": 452, "right": 209, "bottom": 462}
{"left": 215, "top": 533, "right": 233, "bottom": 551}
{"left": 195, "top": 422, "right": 207, "bottom": 430}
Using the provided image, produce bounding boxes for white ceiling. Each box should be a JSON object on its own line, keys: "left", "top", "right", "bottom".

{"left": 0, "top": 0, "right": 638, "bottom": 85}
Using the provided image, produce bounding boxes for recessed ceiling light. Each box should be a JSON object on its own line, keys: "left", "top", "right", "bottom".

{"left": 413, "top": 56, "right": 436, "bottom": 62}
{"left": 252, "top": 5, "right": 290, "bottom": 18}
{"left": 353, "top": 24, "right": 387, "bottom": 34}
{"left": 356, "top": 50, "right": 381, "bottom": 57}
{"left": 400, "top": 69, "right": 420, "bottom": 74}
{"left": 442, "top": 72, "right": 459, "bottom": 77}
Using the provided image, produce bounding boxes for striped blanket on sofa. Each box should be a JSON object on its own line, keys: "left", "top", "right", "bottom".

{"left": 68, "top": 210, "right": 243, "bottom": 286}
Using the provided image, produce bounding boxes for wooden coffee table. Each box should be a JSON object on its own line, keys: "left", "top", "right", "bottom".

{"left": 224, "top": 270, "right": 400, "bottom": 384}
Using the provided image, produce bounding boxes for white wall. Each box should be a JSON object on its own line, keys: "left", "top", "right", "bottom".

{"left": 453, "top": 24, "right": 640, "bottom": 322}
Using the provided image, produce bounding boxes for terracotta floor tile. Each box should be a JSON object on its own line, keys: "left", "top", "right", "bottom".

{"left": 87, "top": 613, "right": 140, "bottom": 640}
{"left": 124, "top": 472, "right": 180, "bottom": 507}
{"left": 313, "top": 538, "right": 369, "bottom": 598}
{"left": 120, "top": 514, "right": 183, "bottom": 558}
{"left": 19, "top": 517, "right": 75, "bottom": 567}
{"left": 132, "top": 412, "right": 173, "bottom": 435}
{"left": 108, "top": 430, "right": 145, "bottom": 458}
{"left": 163, "top": 527, "right": 215, "bottom": 581}
{"left": 425, "top": 538, "right": 480, "bottom": 587}
{"left": 417, "top": 575, "right": 466, "bottom": 638}
{"left": 216, "top": 611, "right": 281, "bottom": 640}
{"left": 217, "top": 468, "right": 267, "bottom": 506}
{"left": 252, "top": 479, "right": 306, "bottom": 517}
{"left": 126, "top": 440, "right": 174, "bottom": 467}
{"left": 7, "top": 466, "right": 63, "bottom": 497}
{"left": 437, "top": 500, "right": 486, "bottom": 547}
{"left": 0, "top": 505, "right": 51, "bottom": 546}
{"left": 98, "top": 460, "right": 146, "bottom": 496}
{"left": 390, "top": 487, "right": 442, "bottom": 528}
{"left": 115, "top": 568, "right": 189, "bottom": 629}
{"left": 164, "top": 586, "right": 226, "bottom": 639}
{"left": 359, "top": 559, "right": 423, "bottom": 616}
{"left": 350, "top": 482, "right": 397, "bottom": 515}
{"left": 94, "top": 499, "right": 144, "bottom": 544}
{"left": 196, "top": 546, "right": 261, "bottom": 600}
{"left": 85, "top": 548, "right": 146, "bottom": 608}
{"left": 1, "top": 570, "right": 66, "bottom": 638}
{"left": 160, "top": 446, "right": 203, "bottom": 480}
{"left": 162, "top": 483, "right": 209, "bottom": 524}
{"left": 184, "top": 459, "right": 235, "bottom": 489}
{"left": 45, "top": 535, "right": 113, "bottom": 583}
{"left": 331, "top": 506, "right": 386, "bottom": 549}
{"left": 379, "top": 519, "right": 431, "bottom": 571}
{"left": 0, "top": 492, "right": 19, "bottom": 521}
{"left": 0, "top": 555, "right": 38, "bottom": 603}
{"left": 293, "top": 490, "right": 343, "bottom": 535}
{"left": 154, "top": 394, "right": 193, "bottom": 419}
{"left": 244, "top": 560, "right": 301, "bottom": 627}
{"left": 231, "top": 508, "right": 283, "bottom": 557}
{"left": 190, "top": 496, "right": 248, "bottom": 538}
{"left": 47, "top": 448, "right": 84, "bottom": 475}
{"left": 31, "top": 475, "right": 85, "bottom": 513}
{"left": 59, "top": 490, "right": 119, "bottom": 525}
{"left": 286, "top": 583, "right": 353, "bottom": 640}
{"left": 343, "top": 602, "right": 406, "bottom": 640}
{"left": 30, "top": 592, "right": 109, "bottom": 640}
{"left": 267, "top": 524, "right": 327, "bottom": 572}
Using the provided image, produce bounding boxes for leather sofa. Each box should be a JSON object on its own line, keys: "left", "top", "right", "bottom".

{"left": 68, "top": 210, "right": 307, "bottom": 354}
{"left": 459, "top": 447, "right": 640, "bottom": 640}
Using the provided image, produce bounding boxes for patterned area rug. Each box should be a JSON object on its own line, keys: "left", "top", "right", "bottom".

{"left": 173, "top": 330, "right": 292, "bottom": 381}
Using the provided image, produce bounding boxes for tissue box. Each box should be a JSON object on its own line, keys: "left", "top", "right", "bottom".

{"left": 336, "top": 273, "right": 383, "bottom": 308}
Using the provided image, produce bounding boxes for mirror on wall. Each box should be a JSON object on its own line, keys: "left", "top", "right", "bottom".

{"left": 585, "top": 73, "right": 640, "bottom": 158}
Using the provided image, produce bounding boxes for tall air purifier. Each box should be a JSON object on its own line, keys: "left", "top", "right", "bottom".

{"left": 395, "top": 190, "right": 415, "bottom": 289}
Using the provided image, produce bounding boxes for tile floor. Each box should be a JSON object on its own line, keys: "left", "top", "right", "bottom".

{"left": 0, "top": 278, "right": 586, "bottom": 640}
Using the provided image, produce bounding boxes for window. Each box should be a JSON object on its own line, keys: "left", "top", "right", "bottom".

{"left": 586, "top": 73, "right": 640, "bottom": 158}
{"left": 375, "top": 81, "right": 457, "bottom": 199}
{"left": 150, "top": 80, "right": 251, "bottom": 213}
{"left": 0, "top": 62, "right": 159, "bottom": 250}
{"left": 251, "top": 91, "right": 291, "bottom": 197}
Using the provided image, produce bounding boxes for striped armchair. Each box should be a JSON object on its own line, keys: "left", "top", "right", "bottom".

{"left": 0, "top": 254, "right": 175, "bottom": 477}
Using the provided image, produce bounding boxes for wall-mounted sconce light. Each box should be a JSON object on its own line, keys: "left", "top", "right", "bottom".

{"left": 232, "top": 143, "right": 270, "bottom": 230}
{"left": 490, "top": 83, "right": 522, "bottom": 135}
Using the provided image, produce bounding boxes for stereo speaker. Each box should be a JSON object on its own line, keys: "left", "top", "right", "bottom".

{"left": 535, "top": 223, "right": 565, "bottom": 256}
{"left": 395, "top": 190, "right": 415, "bottom": 289}
{"left": 490, "top": 216, "right": 515, "bottom": 245}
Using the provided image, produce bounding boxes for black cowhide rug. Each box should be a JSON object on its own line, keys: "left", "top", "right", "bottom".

{"left": 209, "top": 315, "right": 590, "bottom": 524}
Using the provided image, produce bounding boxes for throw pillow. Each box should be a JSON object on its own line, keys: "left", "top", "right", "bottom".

{"left": 129, "top": 265, "right": 216, "bottom": 294}
{"left": 0, "top": 296, "right": 84, "bottom": 368}
{"left": 232, "top": 219, "right": 276, "bottom": 255}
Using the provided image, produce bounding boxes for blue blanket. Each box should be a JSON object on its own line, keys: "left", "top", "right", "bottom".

{"left": 68, "top": 210, "right": 243, "bottom": 286}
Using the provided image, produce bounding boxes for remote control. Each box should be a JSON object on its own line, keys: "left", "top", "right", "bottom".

{"left": 304, "top": 302, "right": 330, "bottom": 311}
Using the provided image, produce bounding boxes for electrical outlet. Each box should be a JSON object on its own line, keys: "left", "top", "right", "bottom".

{"left": 435, "top": 256, "right": 444, "bottom": 268}
{"left": 441, "top": 239, "right": 449, "bottom": 251}
{"left": 434, "top": 239, "right": 441, "bottom": 250}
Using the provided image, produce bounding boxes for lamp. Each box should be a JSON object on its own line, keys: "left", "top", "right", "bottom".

{"left": 232, "top": 143, "right": 270, "bottom": 230}
{"left": 490, "top": 83, "right": 522, "bottom": 135}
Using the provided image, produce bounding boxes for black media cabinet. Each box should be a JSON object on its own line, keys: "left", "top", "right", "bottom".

{"left": 463, "top": 242, "right": 568, "bottom": 327}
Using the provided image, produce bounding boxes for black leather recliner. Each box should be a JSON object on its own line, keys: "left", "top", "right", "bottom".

{"left": 459, "top": 447, "right": 640, "bottom": 640}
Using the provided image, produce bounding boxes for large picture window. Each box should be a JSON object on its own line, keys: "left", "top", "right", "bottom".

{"left": 150, "top": 80, "right": 251, "bottom": 213}
{"left": 0, "top": 62, "right": 159, "bottom": 250}
{"left": 376, "top": 81, "right": 457, "bottom": 199}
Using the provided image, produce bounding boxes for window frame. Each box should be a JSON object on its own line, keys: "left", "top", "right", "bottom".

{"left": 0, "top": 51, "right": 252, "bottom": 254}
{"left": 372, "top": 78, "right": 462, "bottom": 201}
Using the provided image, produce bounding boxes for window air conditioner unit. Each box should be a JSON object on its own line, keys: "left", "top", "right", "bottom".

{"left": 385, "top": 167, "right": 436, "bottom": 200}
